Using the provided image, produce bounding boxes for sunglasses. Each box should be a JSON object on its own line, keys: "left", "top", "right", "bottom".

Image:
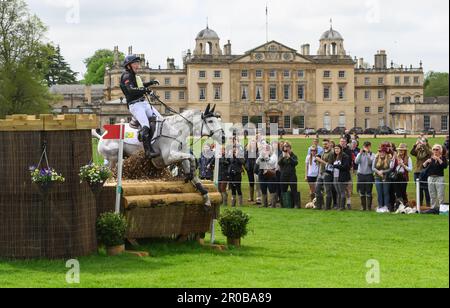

{"left": 433, "top": 149, "right": 440, "bottom": 151}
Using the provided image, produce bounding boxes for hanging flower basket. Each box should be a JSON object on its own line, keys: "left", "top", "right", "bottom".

{"left": 79, "top": 163, "right": 112, "bottom": 194}
{"left": 30, "top": 166, "right": 65, "bottom": 195}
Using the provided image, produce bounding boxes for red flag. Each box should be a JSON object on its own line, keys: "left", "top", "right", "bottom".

{"left": 103, "top": 124, "right": 125, "bottom": 140}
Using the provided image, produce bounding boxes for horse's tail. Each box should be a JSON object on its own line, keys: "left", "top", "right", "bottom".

{"left": 91, "top": 129, "right": 102, "bottom": 140}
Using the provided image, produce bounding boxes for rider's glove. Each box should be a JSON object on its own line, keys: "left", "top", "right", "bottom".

{"left": 149, "top": 80, "right": 160, "bottom": 86}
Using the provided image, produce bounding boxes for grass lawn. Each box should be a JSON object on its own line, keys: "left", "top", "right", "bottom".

{"left": 1, "top": 136, "right": 446, "bottom": 288}
{"left": 0, "top": 208, "right": 448, "bottom": 288}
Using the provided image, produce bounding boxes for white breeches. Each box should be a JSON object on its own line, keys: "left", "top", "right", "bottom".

{"left": 129, "top": 101, "right": 162, "bottom": 128}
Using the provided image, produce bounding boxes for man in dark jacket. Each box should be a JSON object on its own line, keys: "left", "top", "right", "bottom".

{"left": 228, "top": 147, "right": 245, "bottom": 207}
{"left": 278, "top": 142, "right": 300, "bottom": 208}
{"left": 120, "top": 55, "right": 160, "bottom": 158}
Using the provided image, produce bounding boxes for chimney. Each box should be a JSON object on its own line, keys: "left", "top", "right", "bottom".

{"left": 167, "top": 58, "right": 175, "bottom": 70}
{"left": 224, "top": 40, "right": 232, "bottom": 56}
{"left": 358, "top": 58, "right": 364, "bottom": 68}
{"left": 301, "top": 44, "right": 310, "bottom": 56}
{"left": 128, "top": 46, "right": 133, "bottom": 55}
{"left": 85, "top": 85, "right": 92, "bottom": 105}
{"left": 113, "top": 46, "right": 120, "bottom": 68}
{"left": 374, "top": 50, "right": 387, "bottom": 69}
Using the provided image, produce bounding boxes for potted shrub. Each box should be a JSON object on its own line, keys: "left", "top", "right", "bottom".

{"left": 96, "top": 212, "right": 128, "bottom": 256}
{"left": 219, "top": 209, "right": 250, "bottom": 247}
{"left": 79, "top": 163, "right": 112, "bottom": 193}
{"left": 29, "top": 166, "right": 65, "bottom": 195}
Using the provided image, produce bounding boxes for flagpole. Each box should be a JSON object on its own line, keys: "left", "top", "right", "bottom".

{"left": 266, "top": 3, "right": 269, "bottom": 42}
{"left": 115, "top": 120, "right": 125, "bottom": 214}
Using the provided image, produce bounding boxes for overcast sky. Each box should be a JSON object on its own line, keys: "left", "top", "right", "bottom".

{"left": 27, "top": 0, "right": 449, "bottom": 79}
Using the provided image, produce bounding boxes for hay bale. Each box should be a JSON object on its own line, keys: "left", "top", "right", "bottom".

{"left": 124, "top": 192, "right": 222, "bottom": 209}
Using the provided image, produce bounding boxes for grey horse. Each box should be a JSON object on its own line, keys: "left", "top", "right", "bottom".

{"left": 94, "top": 104, "right": 224, "bottom": 207}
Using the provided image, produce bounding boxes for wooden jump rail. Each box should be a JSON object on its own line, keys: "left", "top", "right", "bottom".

{"left": 0, "top": 114, "right": 98, "bottom": 131}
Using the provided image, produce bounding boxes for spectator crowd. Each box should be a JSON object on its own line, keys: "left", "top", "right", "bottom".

{"left": 198, "top": 132, "right": 449, "bottom": 212}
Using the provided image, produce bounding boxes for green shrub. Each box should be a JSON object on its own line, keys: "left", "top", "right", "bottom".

{"left": 96, "top": 212, "right": 128, "bottom": 247}
{"left": 219, "top": 209, "right": 250, "bottom": 239}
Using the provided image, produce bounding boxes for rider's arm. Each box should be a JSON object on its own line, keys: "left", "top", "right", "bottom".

{"left": 143, "top": 80, "right": 160, "bottom": 88}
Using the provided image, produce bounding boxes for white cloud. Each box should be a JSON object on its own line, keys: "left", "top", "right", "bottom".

{"left": 26, "top": 0, "right": 449, "bottom": 78}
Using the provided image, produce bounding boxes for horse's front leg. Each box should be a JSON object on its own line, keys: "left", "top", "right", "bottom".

{"left": 180, "top": 156, "right": 211, "bottom": 208}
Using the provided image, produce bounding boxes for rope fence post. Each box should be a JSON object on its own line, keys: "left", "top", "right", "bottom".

{"left": 416, "top": 179, "right": 421, "bottom": 213}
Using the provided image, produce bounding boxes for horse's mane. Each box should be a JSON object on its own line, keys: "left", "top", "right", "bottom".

{"left": 164, "top": 109, "right": 201, "bottom": 126}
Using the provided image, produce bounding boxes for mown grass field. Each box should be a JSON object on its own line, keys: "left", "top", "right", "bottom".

{"left": 0, "top": 136, "right": 447, "bottom": 288}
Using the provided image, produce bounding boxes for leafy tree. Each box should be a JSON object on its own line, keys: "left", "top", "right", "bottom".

{"left": 82, "top": 49, "right": 124, "bottom": 85}
{"left": 250, "top": 116, "right": 261, "bottom": 126}
{"left": 424, "top": 71, "right": 449, "bottom": 97}
{"left": 0, "top": 0, "right": 54, "bottom": 117}
{"left": 44, "top": 44, "right": 78, "bottom": 86}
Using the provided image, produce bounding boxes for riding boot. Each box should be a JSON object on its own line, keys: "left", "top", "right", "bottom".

{"left": 142, "top": 125, "right": 158, "bottom": 159}
{"left": 262, "top": 194, "right": 268, "bottom": 208}
{"left": 360, "top": 196, "right": 367, "bottom": 211}
{"left": 238, "top": 195, "right": 244, "bottom": 207}
{"left": 231, "top": 196, "right": 236, "bottom": 208}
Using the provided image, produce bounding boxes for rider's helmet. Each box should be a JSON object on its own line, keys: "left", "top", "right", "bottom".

{"left": 123, "top": 55, "right": 141, "bottom": 68}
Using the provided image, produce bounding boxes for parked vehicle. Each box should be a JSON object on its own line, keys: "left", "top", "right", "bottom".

{"left": 422, "top": 128, "right": 436, "bottom": 135}
{"left": 316, "top": 128, "right": 331, "bottom": 135}
{"left": 350, "top": 127, "right": 364, "bottom": 135}
{"left": 378, "top": 126, "right": 394, "bottom": 135}
{"left": 304, "top": 128, "right": 317, "bottom": 136}
{"left": 364, "top": 128, "right": 380, "bottom": 135}
{"left": 394, "top": 128, "right": 409, "bottom": 135}
{"left": 332, "top": 127, "right": 347, "bottom": 135}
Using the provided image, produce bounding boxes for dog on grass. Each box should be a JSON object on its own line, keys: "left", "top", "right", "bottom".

{"left": 305, "top": 198, "right": 317, "bottom": 209}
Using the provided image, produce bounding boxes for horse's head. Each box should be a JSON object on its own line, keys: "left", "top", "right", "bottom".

{"left": 201, "top": 104, "right": 225, "bottom": 144}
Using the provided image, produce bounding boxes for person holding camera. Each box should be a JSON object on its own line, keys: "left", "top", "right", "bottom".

{"left": 278, "top": 142, "right": 300, "bottom": 209}
{"left": 423, "top": 145, "right": 448, "bottom": 210}
{"left": 411, "top": 138, "right": 432, "bottom": 207}
{"left": 305, "top": 146, "right": 320, "bottom": 201}
{"left": 228, "top": 147, "right": 245, "bottom": 207}
{"left": 372, "top": 145, "right": 395, "bottom": 211}
{"left": 355, "top": 141, "right": 376, "bottom": 211}
{"left": 256, "top": 143, "right": 278, "bottom": 208}
{"left": 314, "top": 139, "right": 336, "bottom": 210}
{"left": 332, "top": 145, "right": 352, "bottom": 211}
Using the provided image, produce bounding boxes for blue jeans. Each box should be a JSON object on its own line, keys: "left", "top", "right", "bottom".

{"left": 375, "top": 178, "right": 390, "bottom": 208}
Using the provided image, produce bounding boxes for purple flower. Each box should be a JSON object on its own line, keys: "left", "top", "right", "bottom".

{"left": 29, "top": 166, "right": 37, "bottom": 172}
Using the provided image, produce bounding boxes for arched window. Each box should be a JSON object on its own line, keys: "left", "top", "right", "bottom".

{"left": 331, "top": 43, "right": 337, "bottom": 55}
{"left": 199, "top": 43, "right": 203, "bottom": 54}
{"left": 208, "top": 42, "right": 213, "bottom": 55}
{"left": 324, "top": 112, "right": 331, "bottom": 130}
{"left": 339, "top": 112, "right": 346, "bottom": 127}
{"left": 323, "top": 44, "right": 327, "bottom": 55}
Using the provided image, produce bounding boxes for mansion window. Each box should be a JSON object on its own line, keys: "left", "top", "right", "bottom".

{"left": 297, "top": 85, "right": 305, "bottom": 100}
{"left": 164, "top": 78, "right": 171, "bottom": 86}
{"left": 298, "top": 70, "right": 305, "bottom": 78}
{"left": 403, "top": 96, "right": 411, "bottom": 103}
{"left": 283, "top": 70, "right": 291, "bottom": 78}
{"left": 165, "top": 91, "right": 171, "bottom": 101}
{"left": 256, "top": 70, "right": 263, "bottom": 78}
{"left": 179, "top": 78, "right": 185, "bottom": 86}
{"left": 414, "top": 76, "right": 420, "bottom": 84}
{"left": 379, "top": 118, "right": 385, "bottom": 127}
{"left": 179, "top": 91, "right": 185, "bottom": 100}
{"left": 424, "top": 115, "right": 431, "bottom": 130}
{"left": 199, "top": 71, "right": 206, "bottom": 78}
{"left": 241, "top": 86, "right": 249, "bottom": 100}
{"left": 214, "top": 70, "right": 222, "bottom": 78}
{"left": 364, "top": 90, "right": 371, "bottom": 100}
{"left": 269, "top": 70, "right": 277, "bottom": 78}
{"left": 323, "top": 86, "right": 331, "bottom": 100}
{"left": 378, "top": 90, "right": 384, "bottom": 100}
{"left": 242, "top": 116, "right": 249, "bottom": 126}
{"left": 378, "top": 107, "right": 384, "bottom": 113}
{"left": 442, "top": 116, "right": 448, "bottom": 131}
{"left": 109, "top": 117, "right": 116, "bottom": 125}
{"left": 404, "top": 77, "right": 410, "bottom": 85}
{"left": 339, "top": 113, "right": 346, "bottom": 127}
{"left": 297, "top": 116, "right": 305, "bottom": 129}
{"left": 214, "top": 85, "right": 222, "bottom": 100}
{"left": 338, "top": 86, "right": 345, "bottom": 100}
{"left": 378, "top": 77, "right": 384, "bottom": 85}
{"left": 395, "top": 77, "right": 401, "bottom": 85}
{"left": 284, "top": 116, "right": 291, "bottom": 129}
{"left": 269, "top": 85, "right": 277, "bottom": 100}
{"left": 284, "top": 85, "right": 291, "bottom": 100}
{"left": 364, "top": 77, "right": 371, "bottom": 85}
{"left": 255, "top": 86, "right": 264, "bottom": 101}
{"left": 365, "top": 107, "right": 371, "bottom": 113}
{"left": 395, "top": 97, "right": 401, "bottom": 103}
{"left": 199, "top": 86, "right": 206, "bottom": 100}
{"left": 338, "top": 71, "right": 346, "bottom": 78}
{"left": 323, "top": 71, "right": 331, "bottom": 78}
{"left": 241, "top": 70, "right": 249, "bottom": 78}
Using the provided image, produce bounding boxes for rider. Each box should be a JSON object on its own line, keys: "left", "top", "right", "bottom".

{"left": 120, "top": 55, "right": 161, "bottom": 158}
